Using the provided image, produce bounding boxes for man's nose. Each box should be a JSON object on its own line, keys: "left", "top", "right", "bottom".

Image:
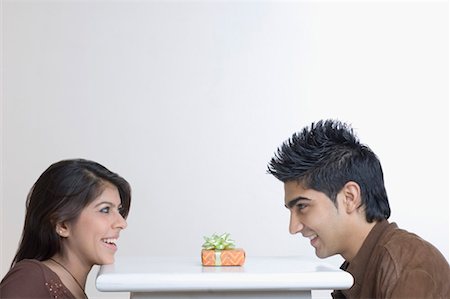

{"left": 289, "top": 212, "right": 304, "bottom": 234}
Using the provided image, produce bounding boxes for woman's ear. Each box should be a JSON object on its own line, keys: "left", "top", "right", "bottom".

{"left": 341, "top": 181, "right": 362, "bottom": 214}
{"left": 55, "top": 222, "right": 69, "bottom": 238}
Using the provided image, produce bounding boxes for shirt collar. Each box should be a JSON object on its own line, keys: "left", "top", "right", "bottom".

{"left": 340, "top": 220, "right": 396, "bottom": 296}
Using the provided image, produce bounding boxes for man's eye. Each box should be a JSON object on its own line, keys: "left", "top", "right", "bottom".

{"left": 100, "top": 207, "right": 110, "bottom": 213}
{"left": 296, "top": 203, "right": 307, "bottom": 210}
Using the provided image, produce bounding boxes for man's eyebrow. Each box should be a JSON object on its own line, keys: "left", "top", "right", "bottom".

{"left": 285, "top": 196, "right": 311, "bottom": 209}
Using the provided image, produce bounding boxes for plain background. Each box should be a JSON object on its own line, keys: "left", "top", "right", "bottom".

{"left": 1, "top": 1, "right": 448, "bottom": 298}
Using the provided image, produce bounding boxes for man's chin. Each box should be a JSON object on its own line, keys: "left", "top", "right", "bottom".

{"left": 315, "top": 249, "right": 333, "bottom": 259}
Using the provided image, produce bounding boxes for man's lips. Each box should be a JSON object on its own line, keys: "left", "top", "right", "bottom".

{"left": 305, "top": 234, "right": 318, "bottom": 240}
{"left": 304, "top": 234, "right": 319, "bottom": 246}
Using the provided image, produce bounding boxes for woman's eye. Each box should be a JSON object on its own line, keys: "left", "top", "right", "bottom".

{"left": 118, "top": 206, "right": 125, "bottom": 216}
{"left": 100, "top": 207, "right": 110, "bottom": 213}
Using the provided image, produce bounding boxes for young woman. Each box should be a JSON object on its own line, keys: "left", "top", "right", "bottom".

{"left": 0, "top": 159, "right": 131, "bottom": 298}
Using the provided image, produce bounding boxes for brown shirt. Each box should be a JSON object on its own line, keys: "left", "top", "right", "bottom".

{"left": 0, "top": 259, "right": 76, "bottom": 299}
{"left": 332, "top": 220, "right": 450, "bottom": 299}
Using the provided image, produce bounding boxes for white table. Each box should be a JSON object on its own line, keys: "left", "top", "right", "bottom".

{"left": 96, "top": 256, "right": 353, "bottom": 299}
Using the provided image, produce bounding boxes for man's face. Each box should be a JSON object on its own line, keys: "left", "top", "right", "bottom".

{"left": 284, "top": 180, "right": 348, "bottom": 259}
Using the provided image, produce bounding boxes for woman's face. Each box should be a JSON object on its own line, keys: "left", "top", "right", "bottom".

{"left": 62, "top": 182, "right": 127, "bottom": 267}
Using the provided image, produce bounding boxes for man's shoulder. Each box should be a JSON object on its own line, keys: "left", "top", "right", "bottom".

{"left": 381, "top": 225, "right": 440, "bottom": 253}
{"left": 375, "top": 224, "right": 448, "bottom": 271}
{"left": 369, "top": 224, "right": 450, "bottom": 298}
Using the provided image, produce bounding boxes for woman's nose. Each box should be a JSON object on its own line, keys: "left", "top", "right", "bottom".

{"left": 115, "top": 213, "right": 128, "bottom": 230}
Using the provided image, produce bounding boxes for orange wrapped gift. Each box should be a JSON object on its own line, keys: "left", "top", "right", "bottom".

{"left": 201, "top": 248, "right": 246, "bottom": 266}
{"left": 201, "top": 233, "right": 246, "bottom": 266}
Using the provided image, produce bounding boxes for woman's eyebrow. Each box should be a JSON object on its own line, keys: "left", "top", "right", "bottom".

{"left": 94, "top": 201, "right": 116, "bottom": 208}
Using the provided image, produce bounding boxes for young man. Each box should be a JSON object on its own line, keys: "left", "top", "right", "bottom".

{"left": 267, "top": 119, "right": 449, "bottom": 298}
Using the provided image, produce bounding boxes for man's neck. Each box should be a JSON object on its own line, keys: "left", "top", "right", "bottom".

{"left": 342, "top": 220, "right": 378, "bottom": 262}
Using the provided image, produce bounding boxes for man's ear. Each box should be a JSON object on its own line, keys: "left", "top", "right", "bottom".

{"left": 341, "top": 181, "right": 362, "bottom": 214}
{"left": 55, "top": 222, "right": 70, "bottom": 238}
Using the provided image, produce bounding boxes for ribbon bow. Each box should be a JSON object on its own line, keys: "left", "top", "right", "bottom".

{"left": 202, "top": 233, "right": 236, "bottom": 250}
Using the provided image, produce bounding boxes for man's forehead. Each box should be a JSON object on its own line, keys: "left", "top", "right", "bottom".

{"left": 284, "top": 180, "right": 307, "bottom": 194}
{"left": 284, "top": 181, "right": 309, "bottom": 201}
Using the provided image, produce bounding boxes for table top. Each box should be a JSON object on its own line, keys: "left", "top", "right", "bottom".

{"left": 96, "top": 256, "right": 354, "bottom": 292}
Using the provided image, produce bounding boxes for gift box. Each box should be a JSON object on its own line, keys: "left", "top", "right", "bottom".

{"left": 201, "top": 248, "right": 246, "bottom": 266}
{"left": 201, "top": 233, "right": 246, "bottom": 266}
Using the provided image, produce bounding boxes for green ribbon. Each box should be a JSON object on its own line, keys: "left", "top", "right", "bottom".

{"left": 202, "top": 233, "right": 236, "bottom": 250}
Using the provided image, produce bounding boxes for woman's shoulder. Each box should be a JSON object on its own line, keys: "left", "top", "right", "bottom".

{"left": 2, "top": 259, "right": 57, "bottom": 281}
{"left": 0, "top": 259, "right": 75, "bottom": 299}
{"left": 12, "top": 258, "right": 51, "bottom": 270}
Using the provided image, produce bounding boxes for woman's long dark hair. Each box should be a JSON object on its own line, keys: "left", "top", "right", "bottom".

{"left": 11, "top": 158, "right": 131, "bottom": 267}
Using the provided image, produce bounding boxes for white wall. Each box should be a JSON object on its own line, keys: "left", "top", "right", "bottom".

{"left": 1, "top": 1, "right": 448, "bottom": 299}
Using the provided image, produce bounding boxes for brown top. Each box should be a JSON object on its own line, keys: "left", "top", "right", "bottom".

{"left": 332, "top": 220, "right": 450, "bottom": 299}
{"left": 0, "top": 259, "right": 76, "bottom": 299}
